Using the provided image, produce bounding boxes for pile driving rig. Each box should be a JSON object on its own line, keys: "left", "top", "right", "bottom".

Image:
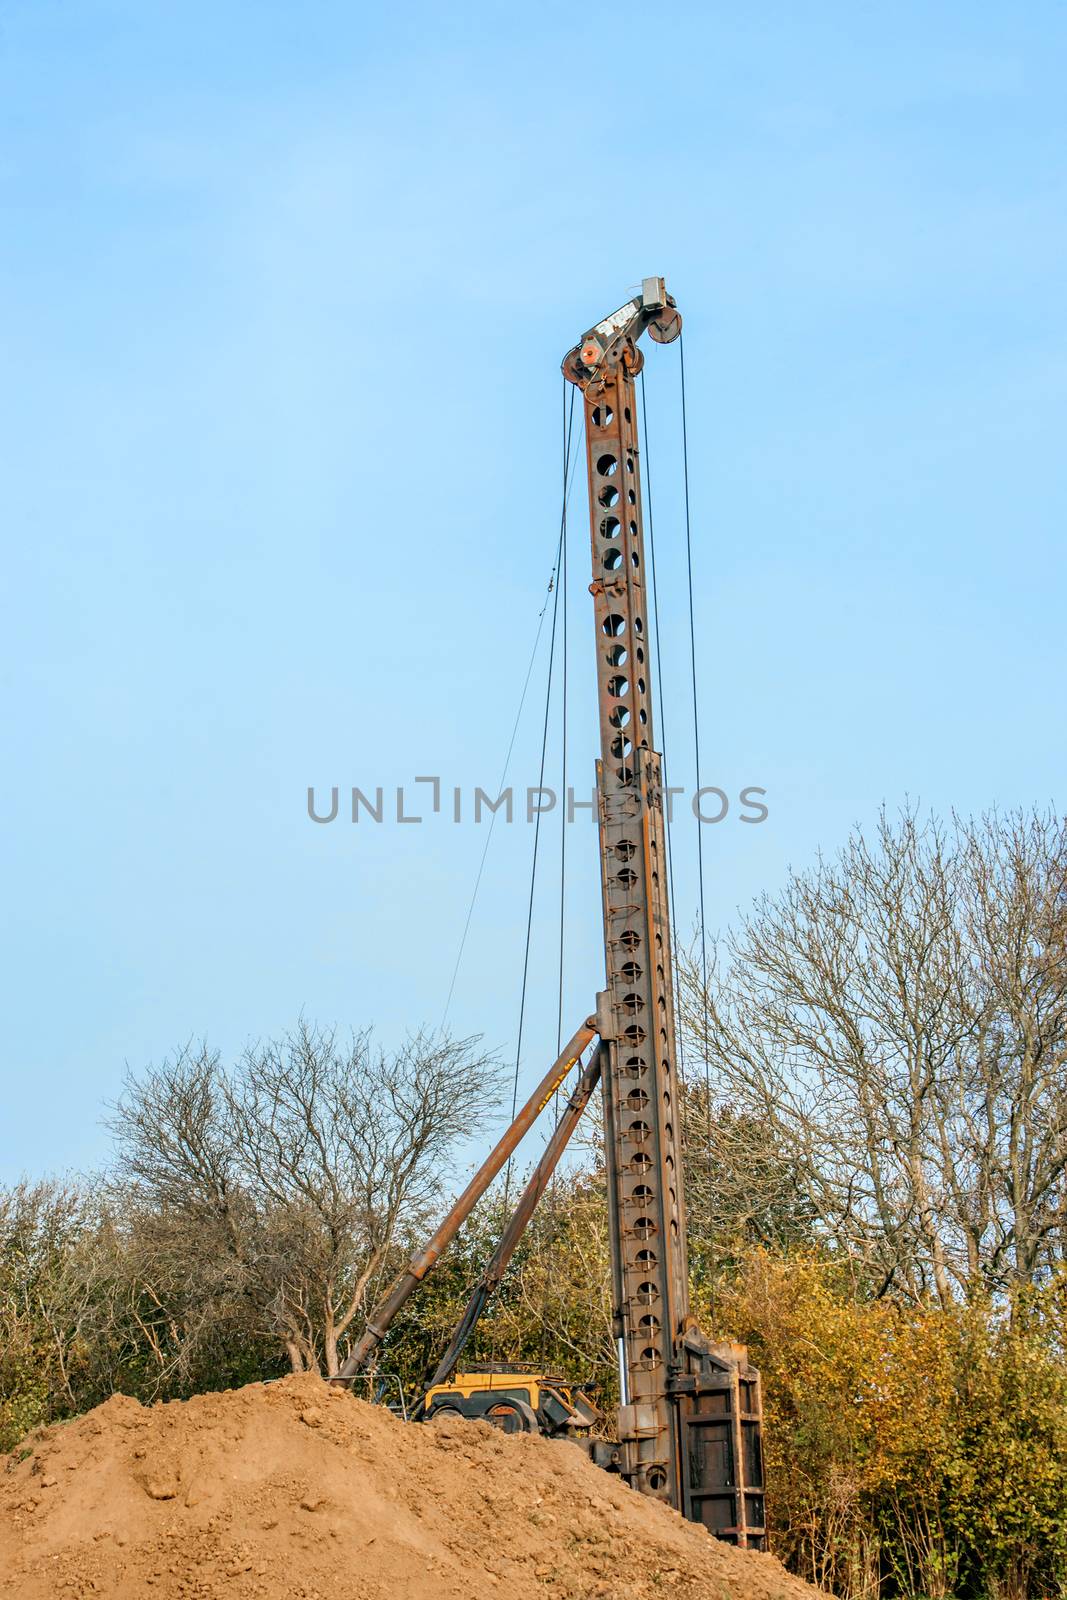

{"left": 335, "top": 281, "right": 766, "bottom": 1548}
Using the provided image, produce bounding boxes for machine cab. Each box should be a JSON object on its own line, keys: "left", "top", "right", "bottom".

{"left": 423, "top": 1363, "right": 601, "bottom": 1437}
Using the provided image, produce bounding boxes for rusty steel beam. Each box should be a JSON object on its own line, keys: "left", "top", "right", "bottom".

{"left": 574, "top": 349, "right": 689, "bottom": 1505}
{"left": 424, "top": 1046, "right": 604, "bottom": 1394}
{"left": 565, "top": 278, "right": 688, "bottom": 1501}
{"left": 564, "top": 279, "right": 766, "bottom": 1545}
{"left": 333, "top": 1017, "right": 597, "bottom": 1383}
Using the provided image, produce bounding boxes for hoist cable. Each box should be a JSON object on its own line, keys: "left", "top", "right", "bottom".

{"left": 679, "top": 332, "right": 714, "bottom": 1128}
{"left": 639, "top": 368, "right": 684, "bottom": 1049}
{"left": 441, "top": 402, "right": 584, "bottom": 1031}
{"left": 556, "top": 375, "right": 570, "bottom": 1057}
{"left": 543, "top": 378, "right": 574, "bottom": 1365}
{"left": 502, "top": 385, "right": 578, "bottom": 1215}
{"left": 440, "top": 605, "right": 551, "bottom": 1028}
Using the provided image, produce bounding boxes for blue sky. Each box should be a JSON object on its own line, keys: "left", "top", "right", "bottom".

{"left": 2, "top": 2, "right": 1065, "bottom": 1182}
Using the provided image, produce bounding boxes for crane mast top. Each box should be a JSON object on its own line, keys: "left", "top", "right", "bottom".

{"left": 562, "top": 277, "right": 682, "bottom": 392}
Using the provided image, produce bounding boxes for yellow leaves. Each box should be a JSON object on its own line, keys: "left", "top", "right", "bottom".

{"left": 709, "top": 1250, "right": 1067, "bottom": 1594}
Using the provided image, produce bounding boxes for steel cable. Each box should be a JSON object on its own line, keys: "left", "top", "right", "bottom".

{"left": 679, "top": 332, "right": 715, "bottom": 1157}
{"left": 557, "top": 375, "right": 569, "bottom": 1059}
{"left": 639, "top": 367, "right": 685, "bottom": 1057}
{"left": 502, "top": 383, "right": 578, "bottom": 1215}
{"left": 441, "top": 397, "right": 583, "bottom": 1031}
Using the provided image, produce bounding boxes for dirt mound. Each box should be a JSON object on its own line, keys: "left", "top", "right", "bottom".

{"left": 1, "top": 1374, "right": 818, "bottom": 1600}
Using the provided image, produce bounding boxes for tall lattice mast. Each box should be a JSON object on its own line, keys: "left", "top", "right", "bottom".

{"left": 564, "top": 281, "right": 766, "bottom": 1544}
{"left": 341, "top": 280, "right": 766, "bottom": 1548}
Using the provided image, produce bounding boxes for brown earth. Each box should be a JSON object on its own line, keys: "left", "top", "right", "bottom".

{"left": 0, "top": 1374, "right": 820, "bottom": 1600}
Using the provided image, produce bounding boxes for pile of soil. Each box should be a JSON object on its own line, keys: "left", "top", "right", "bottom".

{"left": 1, "top": 1374, "right": 820, "bottom": 1600}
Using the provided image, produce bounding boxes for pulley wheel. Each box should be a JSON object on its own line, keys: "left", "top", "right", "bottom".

{"left": 561, "top": 345, "right": 585, "bottom": 385}
{"left": 648, "top": 306, "right": 682, "bottom": 345}
{"left": 622, "top": 343, "right": 645, "bottom": 375}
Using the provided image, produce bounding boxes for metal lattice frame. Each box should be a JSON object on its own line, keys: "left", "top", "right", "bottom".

{"left": 568, "top": 283, "right": 766, "bottom": 1545}
{"left": 339, "top": 279, "right": 765, "bottom": 1547}
{"left": 582, "top": 367, "right": 690, "bottom": 1502}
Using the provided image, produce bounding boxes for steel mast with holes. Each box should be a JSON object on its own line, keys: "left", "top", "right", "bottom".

{"left": 336, "top": 281, "right": 766, "bottom": 1548}
{"left": 561, "top": 280, "right": 764, "bottom": 1541}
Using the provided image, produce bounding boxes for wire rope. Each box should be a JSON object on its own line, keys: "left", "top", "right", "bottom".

{"left": 540, "top": 377, "right": 576, "bottom": 1365}
{"left": 440, "top": 399, "right": 584, "bottom": 1030}
{"left": 556, "top": 374, "right": 570, "bottom": 1058}
{"left": 679, "top": 332, "right": 714, "bottom": 1144}
{"left": 639, "top": 367, "right": 685, "bottom": 1057}
{"left": 502, "top": 384, "right": 578, "bottom": 1214}
{"left": 440, "top": 602, "right": 552, "bottom": 1028}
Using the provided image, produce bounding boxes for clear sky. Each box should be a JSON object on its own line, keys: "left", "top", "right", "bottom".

{"left": 2, "top": 2, "right": 1065, "bottom": 1183}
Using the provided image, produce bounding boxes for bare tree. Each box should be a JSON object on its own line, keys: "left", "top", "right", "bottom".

{"left": 680, "top": 808, "right": 1067, "bottom": 1301}
{"left": 109, "top": 1021, "right": 502, "bottom": 1375}
{"left": 0, "top": 1181, "right": 148, "bottom": 1437}
{"left": 681, "top": 1091, "right": 818, "bottom": 1284}
{"left": 0, "top": 1181, "right": 92, "bottom": 1424}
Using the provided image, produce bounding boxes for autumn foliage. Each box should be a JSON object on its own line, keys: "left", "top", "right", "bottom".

{"left": 5, "top": 807, "right": 1067, "bottom": 1598}
{"left": 713, "top": 1254, "right": 1067, "bottom": 1600}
